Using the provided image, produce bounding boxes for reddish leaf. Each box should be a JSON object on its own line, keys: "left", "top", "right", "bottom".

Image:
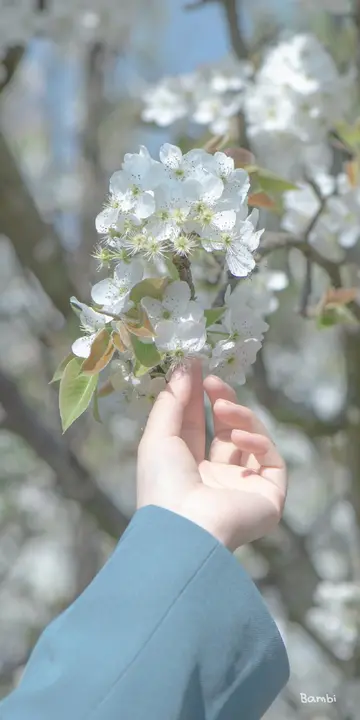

{"left": 81, "top": 330, "right": 114, "bottom": 375}
{"left": 323, "top": 287, "right": 359, "bottom": 307}
{"left": 224, "top": 147, "right": 255, "bottom": 168}
{"left": 248, "top": 191, "right": 277, "bottom": 210}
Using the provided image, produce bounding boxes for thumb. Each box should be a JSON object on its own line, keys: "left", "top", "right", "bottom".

{"left": 140, "top": 363, "right": 193, "bottom": 448}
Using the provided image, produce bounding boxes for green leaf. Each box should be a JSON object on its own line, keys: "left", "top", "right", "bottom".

{"left": 131, "top": 335, "right": 162, "bottom": 368}
{"left": 317, "top": 306, "right": 358, "bottom": 329}
{"left": 50, "top": 353, "right": 77, "bottom": 383}
{"left": 59, "top": 358, "right": 98, "bottom": 433}
{"left": 256, "top": 168, "right": 298, "bottom": 194}
{"left": 93, "top": 390, "right": 102, "bottom": 424}
{"left": 204, "top": 307, "right": 226, "bottom": 328}
{"left": 130, "top": 278, "right": 169, "bottom": 305}
{"left": 249, "top": 166, "right": 297, "bottom": 194}
{"left": 163, "top": 256, "right": 180, "bottom": 280}
{"left": 134, "top": 361, "right": 152, "bottom": 378}
{"left": 335, "top": 120, "right": 360, "bottom": 152}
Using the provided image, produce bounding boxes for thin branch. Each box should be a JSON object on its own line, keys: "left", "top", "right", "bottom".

{"left": 251, "top": 348, "right": 347, "bottom": 436}
{"left": 0, "top": 369, "right": 129, "bottom": 539}
{"left": 299, "top": 256, "right": 312, "bottom": 317}
{"left": 220, "top": 0, "right": 248, "bottom": 60}
{"left": 185, "top": 0, "right": 248, "bottom": 60}
{"left": 0, "top": 131, "right": 78, "bottom": 319}
{"left": 0, "top": 46, "right": 24, "bottom": 93}
{"left": 257, "top": 231, "right": 343, "bottom": 289}
{"left": 173, "top": 254, "right": 196, "bottom": 299}
{"left": 254, "top": 521, "right": 351, "bottom": 673}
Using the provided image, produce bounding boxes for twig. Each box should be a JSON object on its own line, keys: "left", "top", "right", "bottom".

{"left": 251, "top": 348, "right": 347, "bottom": 436}
{"left": 185, "top": 0, "right": 248, "bottom": 60}
{"left": 0, "top": 46, "right": 24, "bottom": 93}
{"left": 299, "top": 256, "right": 312, "bottom": 317}
{"left": 257, "top": 231, "right": 343, "bottom": 289}
{"left": 173, "top": 254, "right": 196, "bottom": 299}
{"left": 0, "top": 131, "right": 78, "bottom": 319}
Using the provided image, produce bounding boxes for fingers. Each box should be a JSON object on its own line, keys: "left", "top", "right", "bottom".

{"left": 180, "top": 359, "right": 205, "bottom": 464}
{"left": 203, "top": 375, "right": 241, "bottom": 464}
{"left": 140, "top": 364, "right": 192, "bottom": 448}
{"left": 204, "top": 376, "right": 287, "bottom": 497}
{"left": 140, "top": 360, "right": 205, "bottom": 463}
{"left": 215, "top": 399, "right": 287, "bottom": 497}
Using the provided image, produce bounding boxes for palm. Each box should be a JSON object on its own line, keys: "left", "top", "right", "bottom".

{"left": 176, "top": 369, "right": 286, "bottom": 546}
{"left": 138, "top": 360, "right": 286, "bottom": 549}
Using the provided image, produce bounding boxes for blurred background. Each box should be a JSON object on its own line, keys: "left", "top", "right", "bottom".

{"left": 1, "top": 0, "right": 360, "bottom": 717}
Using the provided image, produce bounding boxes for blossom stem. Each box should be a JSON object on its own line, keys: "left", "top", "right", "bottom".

{"left": 172, "top": 254, "right": 196, "bottom": 300}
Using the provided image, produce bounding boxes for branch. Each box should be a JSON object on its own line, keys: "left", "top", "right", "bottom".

{"left": 173, "top": 254, "right": 196, "bottom": 299}
{"left": 251, "top": 348, "right": 347, "bottom": 436}
{"left": 254, "top": 520, "right": 351, "bottom": 673}
{"left": 0, "top": 369, "right": 129, "bottom": 539}
{"left": 0, "top": 46, "right": 24, "bottom": 93}
{"left": 185, "top": 0, "right": 248, "bottom": 59}
{"left": 0, "top": 130, "right": 78, "bottom": 318}
{"left": 257, "top": 231, "right": 343, "bottom": 289}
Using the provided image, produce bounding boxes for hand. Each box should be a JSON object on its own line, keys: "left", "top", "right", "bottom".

{"left": 137, "top": 360, "right": 287, "bottom": 551}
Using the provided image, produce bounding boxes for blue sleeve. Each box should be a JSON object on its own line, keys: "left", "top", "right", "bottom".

{"left": 0, "top": 505, "right": 289, "bottom": 720}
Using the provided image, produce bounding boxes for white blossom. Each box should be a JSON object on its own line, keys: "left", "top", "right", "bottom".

{"left": 141, "top": 57, "right": 252, "bottom": 135}
{"left": 154, "top": 318, "right": 207, "bottom": 357}
{"left": 245, "top": 34, "right": 353, "bottom": 176}
{"left": 91, "top": 259, "right": 143, "bottom": 314}
{"left": 325, "top": 173, "right": 360, "bottom": 249}
{"left": 201, "top": 208, "right": 263, "bottom": 277}
{"left": 70, "top": 300, "right": 110, "bottom": 358}
{"left": 282, "top": 173, "right": 358, "bottom": 260}
{"left": 127, "top": 375, "right": 167, "bottom": 420}
{"left": 209, "top": 338, "right": 262, "bottom": 385}
{"left": 96, "top": 144, "right": 260, "bottom": 275}
{"left": 225, "top": 269, "right": 289, "bottom": 316}
{"left": 141, "top": 280, "right": 204, "bottom": 327}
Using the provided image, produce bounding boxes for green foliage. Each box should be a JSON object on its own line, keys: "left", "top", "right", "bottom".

{"left": 131, "top": 335, "right": 162, "bottom": 369}
{"left": 163, "top": 255, "right": 180, "bottom": 280}
{"left": 317, "top": 306, "right": 358, "bottom": 329}
{"left": 50, "top": 353, "right": 76, "bottom": 383}
{"left": 93, "top": 390, "right": 102, "bottom": 424}
{"left": 204, "top": 306, "right": 226, "bottom": 328}
{"left": 134, "top": 361, "right": 152, "bottom": 377}
{"left": 59, "top": 358, "right": 98, "bottom": 433}
{"left": 248, "top": 166, "right": 298, "bottom": 194}
{"left": 334, "top": 120, "right": 360, "bottom": 154}
{"left": 130, "top": 277, "right": 169, "bottom": 304}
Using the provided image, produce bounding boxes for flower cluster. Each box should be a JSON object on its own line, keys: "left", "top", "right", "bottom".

{"left": 141, "top": 56, "right": 252, "bottom": 135}
{"left": 282, "top": 171, "right": 360, "bottom": 261}
{"left": 245, "top": 34, "right": 352, "bottom": 177}
{"left": 64, "top": 143, "right": 267, "bottom": 425}
{"left": 307, "top": 581, "right": 360, "bottom": 659}
{"left": 141, "top": 34, "right": 353, "bottom": 180}
{"left": 95, "top": 143, "right": 263, "bottom": 275}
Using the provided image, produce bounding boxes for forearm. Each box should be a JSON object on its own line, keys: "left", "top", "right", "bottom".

{"left": 0, "top": 506, "right": 289, "bottom": 720}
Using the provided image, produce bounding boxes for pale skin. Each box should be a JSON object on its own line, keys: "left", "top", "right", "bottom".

{"left": 137, "top": 359, "right": 287, "bottom": 552}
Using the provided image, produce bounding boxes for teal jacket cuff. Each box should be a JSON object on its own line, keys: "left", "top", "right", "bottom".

{"left": 0, "top": 505, "right": 289, "bottom": 720}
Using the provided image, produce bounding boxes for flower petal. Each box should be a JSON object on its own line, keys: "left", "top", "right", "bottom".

{"left": 72, "top": 334, "right": 96, "bottom": 359}
{"left": 159, "top": 143, "right": 183, "bottom": 169}
{"left": 163, "top": 280, "right": 191, "bottom": 312}
{"left": 226, "top": 244, "right": 255, "bottom": 277}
